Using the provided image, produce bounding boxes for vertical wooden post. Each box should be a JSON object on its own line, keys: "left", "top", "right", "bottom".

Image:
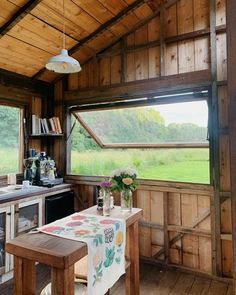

{"left": 14, "top": 256, "right": 36, "bottom": 295}
{"left": 160, "top": 5, "right": 165, "bottom": 77}
{"left": 210, "top": 0, "right": 221, "bottom": 276}
{"left": 227, "top": 0, "right": 236, "bottom": 293}
{"left": 51, "top": 265, "right": 74, "bottom": 295}
{"left": 163, "top": 192, "right": 169, "bottom": 263}
{"left": 125, "top": 221, "right": 140, "bottom": 295}
{"left": 121, "top": 38, "right": 126, "bottom": 83}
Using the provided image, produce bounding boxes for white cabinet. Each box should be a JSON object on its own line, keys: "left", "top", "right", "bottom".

{"left": 0, "top": 206, "right": 11, "bottom": 275}
{"left": 16, "top": 198, "right": 43, "bottom": 236}
{"left": 0, "top": 197, "right": 43, "bottom": 277}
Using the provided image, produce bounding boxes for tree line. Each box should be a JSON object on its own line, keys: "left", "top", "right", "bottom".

{"left": 0, "top": 106, "right": 20, "bottom": 148}
{"left": 71, "top": 108, "right": 207, "bottom": 151}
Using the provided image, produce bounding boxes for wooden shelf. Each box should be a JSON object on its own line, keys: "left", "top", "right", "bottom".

{"left": 30, "top": 133, "right": 63, "bottom": 137}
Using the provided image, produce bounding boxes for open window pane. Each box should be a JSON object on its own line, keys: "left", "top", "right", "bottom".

{"left": 0, "top": 105, "right": 21, "bottom": 175}
{"left": 70, "top": 146, "right": 209, "bottom": 183}
{"left": 70, "top": 122, "right": 210, "bottom": 183}
{"left": 76, "top": 100, "right": 208, "bottom": 145}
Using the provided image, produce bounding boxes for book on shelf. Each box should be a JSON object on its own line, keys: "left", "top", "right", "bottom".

{"left": 31, "top": 115, "right": 62, "bottom": 135}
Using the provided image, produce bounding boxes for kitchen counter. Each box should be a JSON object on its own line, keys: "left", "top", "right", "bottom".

{"left": 0, "top": 183, "right": 72, "bottom": 204}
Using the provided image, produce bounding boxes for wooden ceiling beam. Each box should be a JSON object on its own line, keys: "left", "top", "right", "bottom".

{"left": 0, "top": 68, "right": 52, "bottom": 97}
{"left": 0, "top": 0, "right": 42, "bottom": 38}
{"left": 65, "top": 70, "right": 211, "bottom": 105}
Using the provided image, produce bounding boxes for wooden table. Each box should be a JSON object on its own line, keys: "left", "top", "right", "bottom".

{"left": 6, "top": 206, "right": 142, "bottom": 295}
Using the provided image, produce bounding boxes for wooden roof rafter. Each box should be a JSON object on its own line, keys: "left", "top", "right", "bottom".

{"left": 32, "top": 0, "right": 148, "bottom": 79}
{"left": 0, "top": 0, "right": 42, "bottom": 38}
{"left": 52, "top": 0, "right": 179, "bottom": 83}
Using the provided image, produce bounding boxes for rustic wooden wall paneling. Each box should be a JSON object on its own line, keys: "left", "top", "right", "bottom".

{"left": 227, "top": 0, "right": 236, "bottom": 289}
{"left": 66, "top": 177, "right": 214, "bottom": 275}
{"left": 209, "top": 0, "right": 221, "bottom": 277}
{"left": 62, "top": 0, "right": 232, "bottom": 280}
{"left": 29, "top": 96, "right": 42, "bottom": 153}
{"left": 215, "top": 0, "right": 231, "bottom": 279}
{"left": 137, "top": 189, "right": 152, "bottom": 257}
{"left": 53, "top": 80, "right": 65, "bottom": 175}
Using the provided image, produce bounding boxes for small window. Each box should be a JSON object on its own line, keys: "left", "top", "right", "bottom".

{"left": 69, "top": 96, "right": 209, "bottom": 184}
{"left": 0, "top": 105, "right": 23, "bottom": 175}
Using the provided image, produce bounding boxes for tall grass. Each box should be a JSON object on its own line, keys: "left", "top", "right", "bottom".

{"left": 71, "top": 148, "right": 209, "bottom": 183}
{"left": 0, "top": 148, "right": 19, "bottom": 175}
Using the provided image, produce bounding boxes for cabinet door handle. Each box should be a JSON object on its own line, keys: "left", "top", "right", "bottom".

{"left": 7, "top": 212, "right": 11, "bottom": 216}
{"left": 15, "top": 210, "right": 19, "bottom": 214}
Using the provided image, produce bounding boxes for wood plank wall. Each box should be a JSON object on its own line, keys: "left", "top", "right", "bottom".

{"left": 68, "top": 0, "right": 211, "bottom": 89}
{"left": 56, "top": 0, "right": 230, "bottom": 279}
{"left": 65, "top": 176, "right": 214, "bottom": 275}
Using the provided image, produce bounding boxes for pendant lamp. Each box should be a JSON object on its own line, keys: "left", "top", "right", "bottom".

{"left": 45, "top": 0, "right": 81, "bottom": 73}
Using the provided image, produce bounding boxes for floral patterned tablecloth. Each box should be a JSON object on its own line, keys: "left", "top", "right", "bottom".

{"left": 38, "top": 213, "right": 126, "bottom": 295}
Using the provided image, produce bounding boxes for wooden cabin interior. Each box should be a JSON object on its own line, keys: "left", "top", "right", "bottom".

{"left": 0, "top": 0, "right": 236, "bottom": 294}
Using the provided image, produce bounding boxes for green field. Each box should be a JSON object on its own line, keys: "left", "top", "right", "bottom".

{"left": 0, "top": 148, "right": 19, "bottom": 175}
{"left": 71, "top": 148, "right": 210, "bottom": 184}
{"left": 0, "top": 148, "right": 210, "bottom": 184}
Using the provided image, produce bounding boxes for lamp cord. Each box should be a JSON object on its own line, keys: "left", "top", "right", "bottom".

{"left": 62, "top": 0, "right": 65, "bottom": 49}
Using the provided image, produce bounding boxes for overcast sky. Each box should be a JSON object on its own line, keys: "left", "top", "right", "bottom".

{"left": 154, "top": 101, "right": 208, "bottom": 127}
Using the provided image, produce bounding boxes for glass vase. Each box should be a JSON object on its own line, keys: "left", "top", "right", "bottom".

{"left": 120, "top": 189, "right": 132, "bottom": 212}
{"left": 103, "top": 191, "right": 111, "bottom": 216}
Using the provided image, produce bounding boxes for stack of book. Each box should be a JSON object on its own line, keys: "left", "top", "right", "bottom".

{"left": 32, "top": 115, "right": 62, "bottom": 135}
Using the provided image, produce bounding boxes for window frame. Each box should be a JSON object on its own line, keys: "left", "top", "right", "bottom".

{"left": 0, "top": 102, "right": 25, "bottom": 175}
{"left": 70, "top": 90, "right": 209, "bottom": 149}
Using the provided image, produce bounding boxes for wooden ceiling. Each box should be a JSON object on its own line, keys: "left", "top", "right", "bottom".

{"left": 0, "top": 0, "right": 163, "bottom": 83}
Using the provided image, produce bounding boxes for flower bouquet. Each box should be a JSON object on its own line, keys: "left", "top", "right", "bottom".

{"left": 110, "top": 168, "right": 138, "bottom": 212}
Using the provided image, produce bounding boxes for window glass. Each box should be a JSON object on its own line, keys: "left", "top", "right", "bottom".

{"left": 70, "top": 145, "right": 209, "bottom": 183}
{"left": 0, "top": 105, "right": 21, "bottom": 175}
{"left": 70, "top": 99, "right": 209, "bottom": 183}
{"left": 77, "top": 100, "right": 208, "bottom": 144}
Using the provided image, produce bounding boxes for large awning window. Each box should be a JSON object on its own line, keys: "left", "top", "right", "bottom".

{"left": 72, "top": 97, "right": 209, "bottom": 148}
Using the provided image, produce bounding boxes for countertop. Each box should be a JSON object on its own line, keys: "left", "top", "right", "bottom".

{"left": 0, "top": 183, "right": 73, "bottom": 204}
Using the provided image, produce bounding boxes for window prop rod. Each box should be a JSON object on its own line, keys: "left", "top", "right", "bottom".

{"left": 66, "top": 118, "right": 77, "bottom": 142}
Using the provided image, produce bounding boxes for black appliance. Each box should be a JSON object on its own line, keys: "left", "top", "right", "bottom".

{"left": 45, "top": 191, "right": 74, "bottom": 224}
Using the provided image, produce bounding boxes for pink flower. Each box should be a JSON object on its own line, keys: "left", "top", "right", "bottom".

{"left": 42, "top": 226, "right": 62, "bottom": 233}
{"left": 122, "top": 177, "right": 133, "bottom": 185}
{"left": 75, "top": 229, "right": 90, "bottom": 236}
{"left": 66, "top": 221, "right": 83, "bottom": 227}
{"left": 93, "top": 249, "right": 103, "bottom": 267}
{"left": 100, "top": 181, "right": 111, "bottom": 188}
{"left": 100, "top": 219, "right": 116, "bottom": 225}
{"left": 71, "top": 215, "right": 86, "bottom": 220}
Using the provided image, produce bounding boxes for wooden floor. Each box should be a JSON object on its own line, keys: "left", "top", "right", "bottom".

{"left": 0, "top": 263, "right": 233, "bottom": 295}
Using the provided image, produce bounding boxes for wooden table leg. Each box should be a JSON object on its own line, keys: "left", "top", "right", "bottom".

{"left": 51, "top": 265, "right": 74, "bottom": 295}
{"left": 14, "top": 256, "right": 36, "bottom": 295}
{"left": 125, "top": 221, "right": 140, "bottom": 295}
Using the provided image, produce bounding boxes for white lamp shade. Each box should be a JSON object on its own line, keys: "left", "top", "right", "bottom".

{"left": 45, "top": 49, "right": 81, "bottom": 73}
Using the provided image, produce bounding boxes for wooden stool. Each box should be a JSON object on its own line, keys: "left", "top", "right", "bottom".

{"left": 74, "top": 256, "right": 131, "bottom": 295}
{"left": 74, "top": 255, "right": 110, "bottom": 295}
{"left": 40, "top": 282, "right": 87, "bottom": 295}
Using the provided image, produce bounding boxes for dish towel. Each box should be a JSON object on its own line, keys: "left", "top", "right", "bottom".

{"left": 38, "top": 213, "right": 126, "bottom": 295}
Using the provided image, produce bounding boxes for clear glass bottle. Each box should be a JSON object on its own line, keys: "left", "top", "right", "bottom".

{"left": 103, "top": 191, "right": 111, "bottom": 216}
{"left": 110, "top": 193, "right": 114, "bottom": 209}
{"left": 97, "top": 190, "right": 103, "bottom": 210}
